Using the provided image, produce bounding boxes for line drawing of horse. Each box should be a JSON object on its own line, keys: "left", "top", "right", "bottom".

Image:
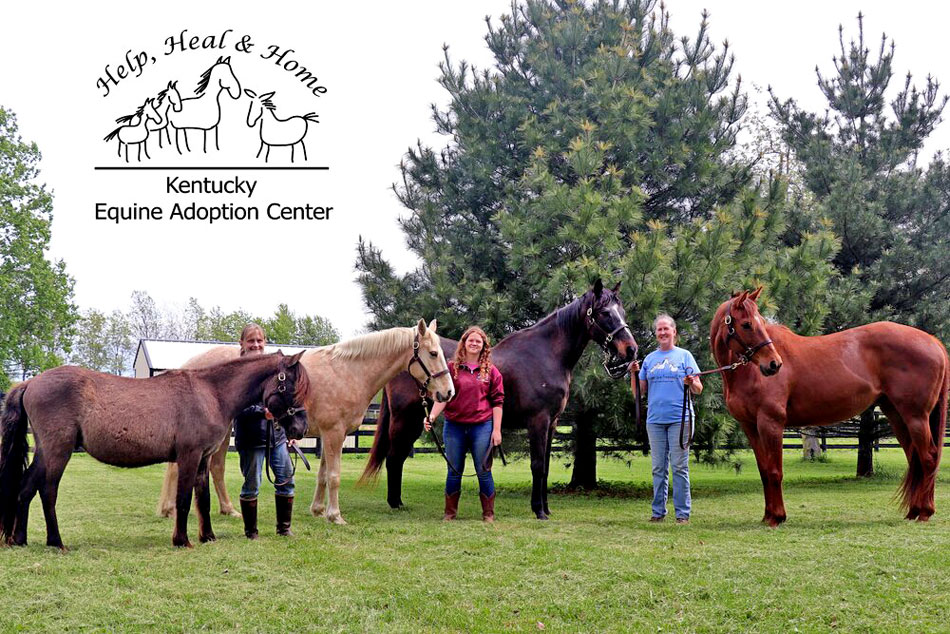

{"left": 103, "top": 98, "right": 162, "bottom": 162}
{"left": 156, "top": 320, "right": 455, "bottom": 525}
{"left": 145, "top": 81, "right": 183, "bottom": 151}
{"left": 168, "top": 56, "right": 241, "bottom": 154}
{"left": 244, "top": 89, "right": 319, "bottom": 162}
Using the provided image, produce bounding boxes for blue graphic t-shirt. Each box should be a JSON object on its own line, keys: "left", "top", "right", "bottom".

{"left": 638, "top": 347, "right": 700, "bottom": 424}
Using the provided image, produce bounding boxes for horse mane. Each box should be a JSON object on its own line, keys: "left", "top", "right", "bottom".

{"left": 195, "top": 66, "right": 213, "bottom": 95}
{"left": 114, "top": 103, "right": 146, "bottom": 125}
{"left": 155, "top": 87, "right": 168, "bottom": 106}
{"left": 329, "top": 327, "right": 413, "bottom": 361}
{"left": 261, "top": 95, "right": 277, "bottom": 112}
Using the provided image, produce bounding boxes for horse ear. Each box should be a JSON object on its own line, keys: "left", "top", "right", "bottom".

{"left": 262, "top": 91, "right": 276, "bottom": 100}
{"left": 428, "top": 319, "right": 438, "bottom": 334}
{"left": 611, "top": 281, "right": 622, "bottom": 294}
{"left": 735, "top": 291, "right": 749, "bottom": 306}
{"left": 749, "top": 286, "right": 763, "bottom": 303}
{"left": 417, "top": 319, "right": 427, "bottom": 335}
{"left": 244, "top": 89, "right": 256, "bottom": 98}
{"left": 288, "top": 351, "right": 305, "bottom": 366}
{"left": 593, "top": 279, "right": 604, "bottom": 296}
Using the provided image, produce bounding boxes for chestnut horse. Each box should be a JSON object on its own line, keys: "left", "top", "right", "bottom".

{"left": 157, "top": 319, "right": 454, "bottom": 525}
{"left": 712, "top": 288, "right": 949, "bottom": 526}
{"left": 360, "top": 280, "right": 638, "bottom": 518}
{"left": 0, "top": 351, "right": 310, "bottom": 549}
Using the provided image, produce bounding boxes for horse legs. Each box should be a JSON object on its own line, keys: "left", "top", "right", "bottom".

{"left": 291, "top": 144, "right": 295, "bottom": 163}
{"left": 542, "top": 419, "right": 558, "bottom": 516}
{"left": 744, "top": 418, "right": 787, "bottom": 527}
{"left": 11, "top": 449, "right": 46, "bottom": 546}
{"left": 882, "top": 398, "right": 939, "bottom": 520}
{"left": 36, "top": 446, "right": 74, "bottom": 550}
{"left": 256, "top": 140, "right": 264, "bottom": 159}
{"left": 194, "top": 455, "right": 215, "bottom": 543}
{"left": 214, "top": 127, "right": 220, "bottom": 152}
{"left": 321, "top": 429, "right": 347, "bottom": 524}
{"left": 385, "top": 454, "right": 407, "bottom": 509}
{"left": 202, "top": 130, "right": 208, "bottom": 153}
{"left": 301, "top": 140, "right": 308, "bottom": 162}
{"left": 157, "top": 462, "right": 179, "bottom": 517}
{"left": 265, "top": 146, "right": 271, "bottom": 163}
{"left": 210, "top": 429, "right": 239, "bottom": 516}
{"left": 527, "top": 416, "right": 550, "bottom": 519}
{"left": 175, "top": 129, "right": 183, "bottom": 155}
{"left": 143, "top": 141, "right": 151, "bottom": 160}
{"left": 311, "top": 448, "right": 328, "bottom": 516}
{"left": 172, "top": 452, "right": 200, "bottom": 548}
{"left": 183, "top": 130, "right": 191, "bottom": 153}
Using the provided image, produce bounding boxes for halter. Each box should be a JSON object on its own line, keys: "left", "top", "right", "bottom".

{"left": 268, "top": 370, "right": 302, "bottom": 422}
{"left": 264, "top": 368, "right": 311, "bottom": 484}
{"left": 407, "top": 333, "right": 451, "bottom": 397}
{"left": 676, "top": 303, "right": 775, "bottom": 450}
{"left": 585, "top": 303, "right": 634, "bottom": 380}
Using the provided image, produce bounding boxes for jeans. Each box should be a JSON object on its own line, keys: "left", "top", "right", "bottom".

{"left": 443, "top": 419, "right": 495, "bottom": 497}
{"left": 239, "top": 442, "right": 295, "bottom": 498}
{"left": 647, "top": 422, "right": 691, "bottom": 519}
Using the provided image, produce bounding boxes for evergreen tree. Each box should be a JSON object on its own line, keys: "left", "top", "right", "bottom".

{"left": 0, "top": 106, "right": 77, "bottom": 388}
{"left": 357, "top": 0, "right": 838, "bottom": 477}
{"left": 770, "top": 15, "right": 950, "bottom": 475}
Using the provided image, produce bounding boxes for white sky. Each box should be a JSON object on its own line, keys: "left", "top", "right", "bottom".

{"left": 2, "top": 1, "right": 948, "bottom": 339}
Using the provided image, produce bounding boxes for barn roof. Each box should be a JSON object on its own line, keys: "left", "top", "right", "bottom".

{"left": 134, "top": 339, "right": 317, "bottom": 377}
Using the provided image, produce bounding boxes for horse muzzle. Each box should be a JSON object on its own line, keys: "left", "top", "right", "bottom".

{"left": 759, "top": 360, "right": 782, "bottom": 376}
{"left": 434, "top": 389, "right": 453, "bottom": 403}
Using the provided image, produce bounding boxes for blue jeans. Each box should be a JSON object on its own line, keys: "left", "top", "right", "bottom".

{"left": 647, "top": 422, "right": 691, "bottom": 519}
{"left": 239, "top": 442, "right": 295, "bottom": 498}
{"left": 443, "top": 419, "right": 494, "bottom": 497}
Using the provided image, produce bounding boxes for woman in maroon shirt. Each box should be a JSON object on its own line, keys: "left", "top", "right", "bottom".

{"left": 424, "top": 326, "right": 504, "bottom": 522}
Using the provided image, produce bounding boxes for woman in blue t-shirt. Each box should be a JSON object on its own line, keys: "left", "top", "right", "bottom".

{"left": 632, "top": 313, "right": 702, "bottom": 524}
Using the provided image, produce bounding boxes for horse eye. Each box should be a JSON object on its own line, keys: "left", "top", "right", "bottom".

{"left": 742, "top": 322, "right": 752, "bottom": 330}
{"left": 429, "top": 351, "right": 438, "bottom": 357}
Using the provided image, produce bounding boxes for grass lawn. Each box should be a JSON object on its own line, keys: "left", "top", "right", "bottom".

{"left": 0, "top": 448, "right": 948, "bottom": 633}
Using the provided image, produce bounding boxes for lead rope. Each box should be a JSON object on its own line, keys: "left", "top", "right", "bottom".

{"left": 422, "top": 390, "right": 506, "bottom": 477}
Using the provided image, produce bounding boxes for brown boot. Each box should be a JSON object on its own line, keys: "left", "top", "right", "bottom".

{"left": 275, "top": 495, "right": 294, "bottom": 536}
{"left": 480, "top": 492, "right": 496, "bottom": 523}
{"left": 240, "top": 497, "right": 259, "bottom": 540}
{"left": 443, "top": 491, "right": 460, "bottom": 521}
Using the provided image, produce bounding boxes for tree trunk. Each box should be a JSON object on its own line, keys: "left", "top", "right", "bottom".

{"left": 801, "top": 428, "right": 823, "bottom": 459}
{"left": 856, "top": 407, "right": 875, "bottom": 477}
{"left": 569, "top": 413, "right": 598, "bottom": 490}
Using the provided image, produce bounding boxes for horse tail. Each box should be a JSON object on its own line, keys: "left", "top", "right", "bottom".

{"left": 931, "top": 344, "right": 949, "bottom": 464}
{"left": 0, "top": 383, "right": 30, "bottom": 541}
{"left": 103, "top": 126, "right": 122, "bottom": 142}
{"left": 358, "top": 389, "right": 392, "bottom": 485}
{"left": 303, "top": 113, "right": 319, "bottom": 122}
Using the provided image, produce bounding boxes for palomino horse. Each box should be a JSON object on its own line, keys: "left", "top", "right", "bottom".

{"left": 361, "top": 280, "right": 638, "bottom": 519}
{"left": 168, "top": 56, "right": 241, "bottom": 153}
{"left": 244, "top": 89, "right": 319, "bottom": 162}
{"left": 104, "top": 97, "right": 162, "bottom": 162}
{"left": 711, "top": 288, "right": 949, "bottom": 526}
{"left": 157, "top": 319, "right": 454, "bottom": 525}
{"left": 0, "top": 352, "right": 310, "bottom": 549}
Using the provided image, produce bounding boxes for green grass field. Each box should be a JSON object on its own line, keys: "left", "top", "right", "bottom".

{"left": 1, "top": 448, "right": 948, "bottom": 633}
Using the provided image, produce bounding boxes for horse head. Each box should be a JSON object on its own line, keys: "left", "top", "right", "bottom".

{"left": 167, "top": 81, "right": 183, "bottom": 113}
{"left": 143, "top": 98, "right": 162, "bottom": 124}
{"left": 409, "top": 319, "right": 455, "bottom": 403}
{"left": 583, "top": 279, "right": 638, "bottom": 378}
{"left": 243, "top": 89, "right": 268, "bottom": 127}
{"left": 715, "top": 287, "right": 783, "bottom": 376}
{"left": 215, "top": 56, "right": 242, "bottom": 99}
{"left": 262, "top": 350, "right": 312, "bottom": 438}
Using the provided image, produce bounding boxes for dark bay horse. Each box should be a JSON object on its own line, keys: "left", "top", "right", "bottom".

{"left": 712, "top": 288, "right": 949, "bottom": 526}
{"left": 0, "top": 351, "right": 310, "bottom": 549}
{"left": 360, "top": 280, "right": 638, "bottom": 519}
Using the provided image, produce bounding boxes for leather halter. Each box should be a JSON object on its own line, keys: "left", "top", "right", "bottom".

{"left": 269, "top": 370, "right": 304, "bottom": 422}
{"left": 585, "top": 302, "right": 633, "bottom": 380}
{"left": 407, "top": 332, "right": 451, "bottom": 397}
{"left": 722, "top": 302, "right": 774, "bottom": 366}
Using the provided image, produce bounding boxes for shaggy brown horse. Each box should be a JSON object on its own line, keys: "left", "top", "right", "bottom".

{"left": 712, "top": 288, "right": 949, "bottom": 526}
{"left": 157, "top": 319, "right": 454, "bottom": 525}
{"left": 361, "top": 280, "right": 638, "bottom": 518}
{"left": 0, "top": 351, "right": 310, "bottom": 549}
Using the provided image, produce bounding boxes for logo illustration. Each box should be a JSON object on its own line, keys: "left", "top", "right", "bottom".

{"left": 244, "top": 89, "right": 319, "bottom": 162}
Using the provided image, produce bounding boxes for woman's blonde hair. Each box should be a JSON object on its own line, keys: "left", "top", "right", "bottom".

{"left": 453, "top": 326, "right": 493, "bottom": 381}
{"left": 239, "top": 323, "right": 267, "bottom": 356}
{"left": 653, "top": 313, "right": 678, "bottom": 344}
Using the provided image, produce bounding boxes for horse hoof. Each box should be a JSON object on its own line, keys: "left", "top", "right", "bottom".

{"left": 327, "top": 515, "right": 348, "bottom": 526}
{"left": 200, "top": 533, "right": 217, "bottom": 543}
{"left": 224, "top": 510, "right": 242, "bottom": 519}
{"left": 310, "top": 506, "right": 325, "bottom": 517}
{"left": 535, "top": 512, "right": 549, "bottom": 520}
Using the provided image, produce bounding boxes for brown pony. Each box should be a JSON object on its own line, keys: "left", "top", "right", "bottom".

{"left": 712, "top": 288, "right": 949, "bottom": 526}
{"left": 0, "top": 351, "right": 310, "bottom": 549}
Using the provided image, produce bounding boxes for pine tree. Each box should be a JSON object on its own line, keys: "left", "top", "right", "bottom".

{"left": 770, "top": 14, "right": 950, "bottom": 475}
{"left": 357, "top": 0, "right": 838, "bottom": 476}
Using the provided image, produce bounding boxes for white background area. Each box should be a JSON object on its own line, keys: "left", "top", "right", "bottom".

{"left": 2, "top": 1, "right": 948, "bottom": 338}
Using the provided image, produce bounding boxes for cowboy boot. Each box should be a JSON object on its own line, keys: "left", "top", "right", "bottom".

{"left": 275, "top": 495, "right": 294, "bottom": 536}
{"left": 240, "top": 497, "right": 259, "bottom": 540}
{"left": 443, "top": 491, "right": 461, "bottom": 521}
{"left": 480, "top": 492, "right": 496, "bottom": 523}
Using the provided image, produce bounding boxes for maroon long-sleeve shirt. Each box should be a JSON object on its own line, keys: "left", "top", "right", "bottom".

{"left": 443, "top": 361, "right": 505, "bottom": 424}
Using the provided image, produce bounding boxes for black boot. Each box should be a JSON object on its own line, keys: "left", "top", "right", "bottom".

{"left": 276, "top": 495, "right": 294, "bottom": 536}
{"left": 240, "top": 498, "right": 259, "bottom": 540}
